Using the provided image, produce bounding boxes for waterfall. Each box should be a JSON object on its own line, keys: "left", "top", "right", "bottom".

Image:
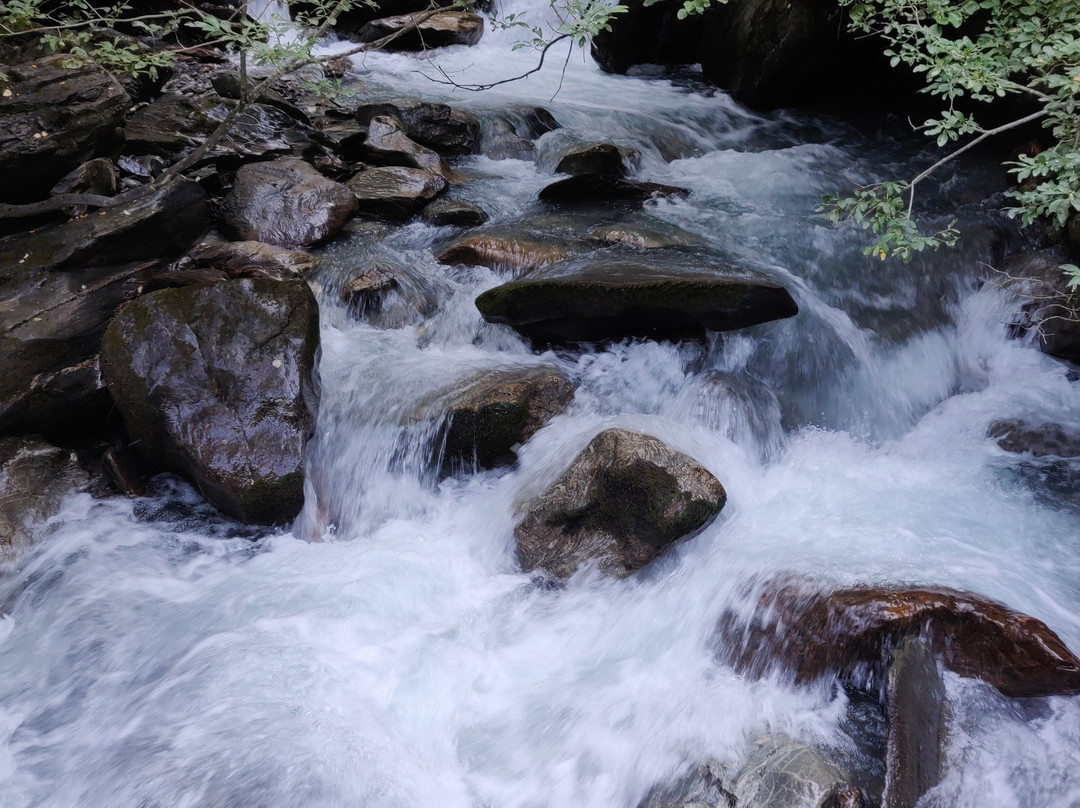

{"left": 246, "top": 0, "right": 291, "bottom": 24}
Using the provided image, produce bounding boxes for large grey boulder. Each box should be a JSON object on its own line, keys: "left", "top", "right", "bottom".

{"left": 221, "top": 158, "right": 357, "bottom": 247}
{"left": 0, "top": 436, "right": 89, "bottom": 555}
{"left": 515, "top": 428, "right": 726, "bottom": 578}
{"left": 475, "top": 257, "right": 799, "bottom": 345}
{"left": 0, "top": 56, "right": 129, "bottom": 203}
{"left": 733, "top": 737, "right": 865, "bottom": 808}
{"left": 99, "top": 279, "right": 320, "bottom": 524}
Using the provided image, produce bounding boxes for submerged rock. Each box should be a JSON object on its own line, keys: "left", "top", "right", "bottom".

{"left": 340, "top": 260, "right": 399, "bottom": 313}
{"left": 0, "top": 56, "right": 129, "bottom": 203}
{"left": 436, "top": 365, "right": 574, "bottom": 471}
{"left": 474, "top": 257, "right": 799, "bottom": 345}
{"left": 515, "top": 428, "right": 726, "bottom": 578}
{"left": 539, "top": 174, "right": 690, "bottom": 207}
{"left": 989, "top": 419, "right": 1080, "bottom": 458}
{"left": 355, "top": 10, "right": 484, "bottom": 49}
{"left": 438, "top": 233, "right": 571, "bottom": 272}
{"left": 638, "top": 760, "right": 735, "bottom": 808}
{"left": 347, "top": 166, "right": 447, "bottom": 218}
{"left": 221, "top": 158, "right": 357, "bottom": 247}
{"left": 716, "top": 581, "right": 1080, "bottom": 698}
{"left": 883, "top": 638, "right": 946, "bottom": 808}
{"left": 734, "top": 737, "right": 865, "bottom": 808}
{"left": 99, "top": 278, "right": 320, "bottom": 524}
{"left": 0, "top": 436, "right": 89, "bottom": 554}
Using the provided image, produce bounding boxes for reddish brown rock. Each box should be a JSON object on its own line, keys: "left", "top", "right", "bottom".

{"left": 438, "top": 235, "right": 571, "bottom": 273}
{"left": 718, "top": 581, "right": 1080, "bottom": 698}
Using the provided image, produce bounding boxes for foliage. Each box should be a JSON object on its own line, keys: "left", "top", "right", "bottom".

{"left": 824, "top": 0, "right": 1080, "bottom": 261}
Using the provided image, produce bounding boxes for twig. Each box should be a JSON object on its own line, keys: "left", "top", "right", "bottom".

{"left": 422, "top": 33, "right": 571, "bottom": 91}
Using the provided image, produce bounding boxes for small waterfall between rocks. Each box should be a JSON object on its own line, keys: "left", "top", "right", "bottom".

{"left": 1, "top": 3, "right": 1079, "bottom": 807}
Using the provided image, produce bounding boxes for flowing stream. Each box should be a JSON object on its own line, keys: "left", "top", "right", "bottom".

{"left": 2, "top": 5, "right": 1080, "bottom": 807}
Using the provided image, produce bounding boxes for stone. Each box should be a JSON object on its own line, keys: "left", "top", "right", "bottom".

{"left": 539, "top": 174, "right": 690, "bottom": 207}
{"left": 340, "top": 261, "right": 399, "bottom": 313}
{"left": 347, "top": 166, "right": 447, "bottom": 218}
{"left": 209, "top": 70, "right": 310, "bottom": 123}
{"left": 438, "top": 233, "right": 571, "bottom": 272}
{"left": 221, "top": 158, "right": 357, "bottom": 247}
{"left": 0, "top": 436, "right": 89, "bottom": 555}
{"left": 50, "top": 157, "right": 120, "bottom": 198}
{"left": 357, "top": 101, "right": 480, "bottom": 155}
{"left": 716, "top": 580, "right": 1080, "bottom": 698}
{"left": 361, "top": 115, "right": 447, "bottom": 174}
{"left": 997, "top": 248, "right": 1080, "bottom": 364}
{"left": 355, "top": 10, "right": 485, "bottom": 50}
{"left": 515, "top": 428, "right": 726, "bottom": 578}
{"left": 422, "top": 198, "right": 489, "bottom": 227}
{"left": 474, "top": 257, "right": 799, "bottom": 345}
{"left": 99, "top": 278, "right": 321, "bottom": 524}
{"left": 989, "top": 419, "right": 1080, "bottom": 458}
{"left": 638, "top": 761, "right": 735, "bottom": 808}
{"left": 733, "top": 737, "right": 865, "bottom": 808}
{"left": 0, "top": 56, "right": 129, "bottom": 203}
{"left": 588, "top": 221, "right": 699, "bottom": 249}
{"left": 435, "top": 366, "right": 574, "bottom": 471}
{"left": 555, "top": 143, "right": 628, "bottom": 178}
{"left": 191, "top": 240, "right": 319, "bottom": 280}
{"left": 883, "top": 638, "right": 946, "bottom": 808}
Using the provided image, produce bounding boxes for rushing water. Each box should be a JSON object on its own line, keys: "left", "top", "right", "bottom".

{"left": 2, "top": 7, "right": 1080, "bottom": 807}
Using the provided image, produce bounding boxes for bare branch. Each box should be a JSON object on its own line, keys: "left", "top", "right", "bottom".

{"left": 421, "top": 33, "right": 572, "bottom": 91}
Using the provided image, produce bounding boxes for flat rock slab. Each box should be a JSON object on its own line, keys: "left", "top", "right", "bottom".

{"left": 475, "top": 258, "right": 798, "bottom": 344}
{"left": 515, "top": 428, "right": 726, "bottom": 578}
{"left": 0, "top": 56, "right": 129, "bottom": 203}
{"left": 100, "top": 278, "right": 320, "bottom": 524}
{"left": 356, "top": 10, "right": 484, "bottom": 49}
{"left": 717, "top": 580, "right": 1080, "bottom": 698}
{"left": 221, "top": 158, "right": 357, "bottom": 247}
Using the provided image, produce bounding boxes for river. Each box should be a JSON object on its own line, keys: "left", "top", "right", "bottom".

{"left": 1, "top": 3, "right": 1078, "bottom": 806}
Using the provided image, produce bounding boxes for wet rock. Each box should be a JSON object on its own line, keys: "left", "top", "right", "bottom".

{"left": 0, "top": 56, "right": 129, "bottom": 203}
{"left": 142, "top": 267, "right": 230, "bottom": 292}
{"left": 191, "top": 240, "right": 319, "bottom": 280}
{"left": 361, "top": 115, "right": 447, "bottom": 174}
{"left": 588, "top": 221, "right": 700, "bottom": 249}
{"left": 474, "top": 257, "right": 799, "bottom": 345}
{"left": 124, "top": 93, "right": 316, "bottom": 166}
{"left": 479, "top": 116, "right": 537, "bottom": 161}
{"left": 101, "top": 443, "right": 152, "bottom": 497}
{"left": 998, "top": 248, "right": 1080, "bottom": 364}
{"left": 0, "top": 357, "right": 113, "bottom": 438}
{"left": 638, "top": 760, "right": 735, "bottom": 808}
{"left": 422, "top": 198, "right": 488, "bottom": 227}
{"left": 438, "top": 233, "right": 571, "bottom": 272}
{"left": 436, "top": 366, "right": 574, "bottom": 471}
{"left": 221, "top": 158, "right": 357, "bottom": 247}
{"left": 51, "top": 157, "right": 119, "bottom": 198}
{"left": 539, "top": 174, "right": 690, "bottom": 207}
{"left": 357, "top": 101, "right": 480, "bottom": 155}
{"left": 0, "top": 436, "right": 89, "bottom": 554}
{"left": 716, "top": 581, "right": 1080, "bottom": 698}
{"left": 210, "top": 70, "right": 310, "bottom": 123}
{"left": 989, "top": 419, "right": 1080, "bottom": 458}
{"left": 883, "top": 638, "right": 946, "bottom": 808}
{"left": 555, "top": 143, "right": 629, "bottom": 178}
{"left": 356, "top": 10, "right": 484, "bottom": 50}
{"left": 734, "top": 737, "right": 865, "bottom": 808}
{"left": 118, "top": 153, "right": 169, "bottom": 180}
{"left": 515, "top": 428, "right": 726, "bottom": 578}
{"left": 99, "top": 278, "right": 320, "bottom": 524}
{"left": 340, "top": 260, "right": 398, "bottom": 313}
{"left": 347, "top": 166, "right": 447, "bottom": 218}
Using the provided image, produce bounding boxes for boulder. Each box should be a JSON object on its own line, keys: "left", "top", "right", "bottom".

{"left": 883, "top": 638, "right": 946, "bottom": 808}
{"left": 988, "top": 419, "right": 1080, "bottom": 458}
{"left": 588, "top": 221, "right": 699, "bottom": 249}
{"left": 436, "top": 366, "right": 574, "bottom": 471}
{"left": 474, "top": 257, "right": 799, "bottom": 345}
{"left": 515, "top": 428, "right": 726, "bottom": 578}
{"left": 0, "top": 56, "right": 129, "bottom": 203}
{"left": 220, "top": 158, "right": 357, "bottom": 247}
{"left": 478, "top": 108, "right": 560, "bottom": 161}
{"left": 998, "top": 249, "right": 1080, "bottom": 364}
{"left": 340, "top": 260, "right": 399, "bottom": 314}
{"left": 190, "top": 240, "right": 319, "bottom": 280}
{"left": 357, "top": 101, "right": 480, "bottom": 155}
{"left": 99, "top": 278, "right": 321, "bottom": 524}
{"left": 539, "top": 174, "right": 690, "bottom": 207}
{"left": 347, "top": 166, "right": 448, "bottom": 218}
{"left": 124, "top": 93, "right": 316, "bottom": 165}
{"left": 438, "top": 233, "right": 571, "bottom": 272}
{"left": 733, "top": 737, "right": 865, "bottom": 808}
{"left": 0, "top": 436, "right": 90, "bottom": 554}
{"left": 355, "top": 10, "right": 484, "bottom": 50}
{"left": 638, "top": 761, "right": 735, "bottom": 808}
{"left": 422, "top": 198, "right": 489, "bottom": 227}
{"left": 716, "top": 581, "right": 1080, "bottom": 698}
{"left": 51, "top": 157, "right": 120, "bottom": 198}
{"left": 360, "top": 115, "right": 447, "bottom": 174}
{"left": 555, "top": 143, "right": 629, "bottom": 178}
{"left": 209, "top": 70, "right": 310, "bottom": 123}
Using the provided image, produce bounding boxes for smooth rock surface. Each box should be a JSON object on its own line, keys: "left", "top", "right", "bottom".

{"left": 438, "top": 233, "right": 571, "bottom": 272}
{"left": 191, "top": 240, "right": 319, "bottom": 280}
{"left": 717, "top": 581, "right": 1080, "bottom": 698}
{"left": 221, "top": 158, "right": 357, "bottom": 247}
{"left": 347, "top": 166, "right": 447, "bottom": 218}
{"left": 883, "top": 638, "right": 946, "bottom": 808}
{"left": 733, "top": 737, "right": 865, "bottom": 808}
{"left": 99, "top": 279, "right": 320, "bottom": 524}
{"left": 475, "top": 258, "right": 799, "bottom": 344}
{"left": 361, "top": 115, "right": 447, "bottom": 173}
{"left": 355, "top": 10, "right": 484, "bottom": 50}
{"left": 421, "top": 198, "right": 488, "bottom": 227}
{"left": 988, "top": 419, "right": 1080, "bottom": 458}
{"left": 515, "top": 428, "right": 726, "bottom": 578}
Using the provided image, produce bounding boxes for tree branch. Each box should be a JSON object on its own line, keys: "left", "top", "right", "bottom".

{"left": 421, "top": 33, "right": 571, "bottom": 91}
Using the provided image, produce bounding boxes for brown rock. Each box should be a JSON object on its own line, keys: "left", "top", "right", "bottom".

{"left": 362, "top": 115, "right": 447, "bottom": 174}
{"left": 438, "top": 234, "right": 571, "bottom": 272}
{"left": 347, "top": 166, "right": 447, "bottom": 218}
{"left": 883, "top": 638, "right": 946, "bottom": 808}
{"left": 717, "top": 581, "right": 1080, "bottom": 698}
{"left": 191, "top": 241, "right": 319, "bottom": 280}
{"left": 989, "top": 419, "right": 1080, "bottom": 458}
{"left": 355, "top": 10, "right": 484, "bottom": 50}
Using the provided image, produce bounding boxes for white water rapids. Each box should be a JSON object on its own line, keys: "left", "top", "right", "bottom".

{"left": 2, "top": 4, "right": 1080, "bottom": 806}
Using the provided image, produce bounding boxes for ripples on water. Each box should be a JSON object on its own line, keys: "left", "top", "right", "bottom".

{"left": 1, "top": 12, "right": 1078, "bottom": 807}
